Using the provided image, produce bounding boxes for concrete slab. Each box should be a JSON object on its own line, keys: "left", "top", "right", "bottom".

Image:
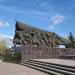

{"left": 0, "top": 62, "right": 48, "bottom": 75}
{"left": 33, "top": 59, "right": 75, "bottom": 67}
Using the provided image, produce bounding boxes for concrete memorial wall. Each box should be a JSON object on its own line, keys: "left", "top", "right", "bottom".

{"left": 21, "top": 47, "right": 75, "bottom": 63}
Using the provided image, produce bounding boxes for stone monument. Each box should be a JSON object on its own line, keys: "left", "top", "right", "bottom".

{"left": 13, "top": 21, "right": 69, "bottom": 47}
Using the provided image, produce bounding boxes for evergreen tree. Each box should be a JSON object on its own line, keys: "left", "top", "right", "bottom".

{"left": 68, "top": 32, "right": 75, "bottom": 48}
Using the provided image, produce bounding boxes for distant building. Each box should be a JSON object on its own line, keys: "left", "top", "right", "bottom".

{"left": 10, "top": 46, "right": 21, "bottom": 53}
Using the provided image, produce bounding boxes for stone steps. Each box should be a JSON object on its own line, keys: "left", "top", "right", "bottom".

{"left": 25, "top": 62, "right": 75, "bottom": 75}
{"left": 23, "top": 63, "right": 63, "bottom": 75}
{"left": 22, "top": 59, "right": 75, "bottom": 75}
{"left": 29, "top": 60, "right": 75, "bottom": 72}
{"left": 59, "top": 55, "right": 75, "bottom": 60}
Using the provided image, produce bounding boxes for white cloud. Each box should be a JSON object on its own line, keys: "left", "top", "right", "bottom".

{"left": 0, "top": 20, "right": 9, "bottom": 27}
{"left": 0, "top": 3, "right": 54, "bottom": 17}
{"left": 0, "top": 4, "right": 44, "bottom": 15}
{"left": 0, "top": 34, "right": 13, "bottom": 48}
{"left": 0, "top": 34, "right": 13, "bottom": 40}
{"left": 0, "top": 4, "right": 20, "bottom": 13}
{"left": 49, "top": 15, "right": 64, "bottom": 29}
{"left": 51, "top": 15, "right": 64, "bottom": 24}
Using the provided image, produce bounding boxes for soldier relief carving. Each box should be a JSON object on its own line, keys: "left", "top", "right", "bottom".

{"left": 14, "top": 21, "right": 67, "bottom": 47}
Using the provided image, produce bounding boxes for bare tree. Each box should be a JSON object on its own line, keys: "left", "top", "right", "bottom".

{"left": 0, "top": 39, "right": 8, "bottom": 56}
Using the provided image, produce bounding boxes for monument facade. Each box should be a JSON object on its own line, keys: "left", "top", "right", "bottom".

{"left": 13, "top": 21, "right": 69, "bottom": 47}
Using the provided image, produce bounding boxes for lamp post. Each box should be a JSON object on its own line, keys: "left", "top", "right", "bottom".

{"left": 13, "top": 38, "right": 17, "bottom": 51}
{"left": 52, "top": 33, "right": 55, "bottom": 47}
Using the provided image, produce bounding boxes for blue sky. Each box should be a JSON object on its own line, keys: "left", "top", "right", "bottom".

{"left": 0, "top": 0, "right": 75, "bottom": 46}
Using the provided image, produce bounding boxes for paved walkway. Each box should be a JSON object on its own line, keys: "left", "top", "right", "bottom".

{"left": 0, "top": 59, "right": 75, "bottom": 75}
{"left": 0, "top": 62, "right": 47, "bottom": 75}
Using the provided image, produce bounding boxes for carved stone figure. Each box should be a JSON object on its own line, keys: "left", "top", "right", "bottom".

{"left": 13, "top": 21, "right": 69, "bottom": 47}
